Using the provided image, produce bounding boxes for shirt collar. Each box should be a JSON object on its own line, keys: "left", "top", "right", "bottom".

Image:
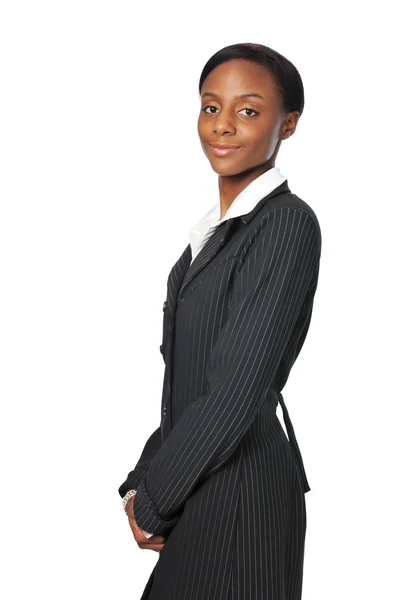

{"left": 188, "top": 166, "right": 287, "bottom": 260}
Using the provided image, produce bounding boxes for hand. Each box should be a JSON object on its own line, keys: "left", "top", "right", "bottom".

{"left": 125, "top": 496, "right": 166, "bottom": 552}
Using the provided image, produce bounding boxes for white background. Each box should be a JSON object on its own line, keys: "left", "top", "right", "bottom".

{"left": 1, "top": 1, "right": 397, "bottom": 599}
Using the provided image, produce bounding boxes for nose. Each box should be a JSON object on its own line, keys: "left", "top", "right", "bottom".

{"left": 212, "top": 109, "right": 236, "bottom": 135}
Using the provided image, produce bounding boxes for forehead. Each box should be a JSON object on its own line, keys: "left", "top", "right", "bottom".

{"left": 201, "top": 59, "right": 277, "bottom": 100}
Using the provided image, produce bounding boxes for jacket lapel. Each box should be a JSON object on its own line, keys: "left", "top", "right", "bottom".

{"left": 162, "top": 219, "right": 233, "bottom": 355}
{"left": 177, "top": 179, "right": 290, "bottom": 301}
{"left": 178, "top": 218, "right": 236, "bottom": 302}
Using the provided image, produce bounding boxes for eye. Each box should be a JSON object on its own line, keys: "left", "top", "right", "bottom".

{"left": 201, "top": 105, "right": 218, "bottom": 114}
{"left": 238, "top": 108, "right": 259, "bottom": 117}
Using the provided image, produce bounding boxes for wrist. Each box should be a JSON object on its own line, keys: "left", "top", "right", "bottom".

{"left": 122, "top": 489, "right": 136, "bottom": 514}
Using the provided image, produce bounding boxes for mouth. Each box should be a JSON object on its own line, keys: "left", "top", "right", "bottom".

{"left": 208, "top": 143, "right": 241, "bottom": 157}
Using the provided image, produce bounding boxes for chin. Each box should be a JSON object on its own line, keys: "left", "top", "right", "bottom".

{"left": 209, "top": 161, "right": 247, "bottom": 177}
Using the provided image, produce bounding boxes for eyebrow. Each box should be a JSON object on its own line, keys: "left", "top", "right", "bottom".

{"left": 201, "top": 92, "right": 265, "bottom": 101}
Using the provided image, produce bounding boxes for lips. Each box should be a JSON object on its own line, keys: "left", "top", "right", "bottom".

{"left": 209, "top": 143, "right": 241, "bottom": 157}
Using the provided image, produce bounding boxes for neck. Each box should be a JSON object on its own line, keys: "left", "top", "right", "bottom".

{"left": 217, "top": 161, "right": 275, "bottom": 220}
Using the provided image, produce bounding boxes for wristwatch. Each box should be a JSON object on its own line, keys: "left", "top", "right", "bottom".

{"left": 122, "top": 488, "right": 155, "bottom": 539}
{"left": 122, "top": 489, "right": 136, "bottom": 514}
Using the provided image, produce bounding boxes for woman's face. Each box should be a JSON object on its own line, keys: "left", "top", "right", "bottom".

{"left": 197, "top": 58, "right": 296, "bottom": 177}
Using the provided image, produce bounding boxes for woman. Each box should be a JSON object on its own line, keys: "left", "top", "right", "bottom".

{"left": 118, "top": 42, "right": 322, "bottom": 600}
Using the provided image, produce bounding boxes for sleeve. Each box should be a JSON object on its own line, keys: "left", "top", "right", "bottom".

{"left": 132, "top": 207, "right": 321, "bottom": 534}
{"left": 118, "top": 425, "right": 162, "bottom": 499}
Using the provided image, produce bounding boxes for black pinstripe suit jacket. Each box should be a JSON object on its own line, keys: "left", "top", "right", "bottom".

{"left": 118, "top": 179, "right": 322, "bottom": 600}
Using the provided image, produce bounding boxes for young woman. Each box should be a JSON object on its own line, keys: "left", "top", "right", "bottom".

{"left": 119, "top": 42, "right": 322, "bottom": 600}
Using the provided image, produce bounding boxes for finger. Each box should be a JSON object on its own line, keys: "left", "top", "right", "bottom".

{"left": 138, "top": 535, "right": 165, "bottom": 544}
{"left": 128, "top": 518, "right": 165, "bottom": 544}
{"left": 138, "top": 542, "right": 165, "bottom": 552}
{"left": 137, "top": 535, "right": 166, "bottom": 546}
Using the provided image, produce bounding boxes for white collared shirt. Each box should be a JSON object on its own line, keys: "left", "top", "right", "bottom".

{"left": 188, "top": 166, "right": 287, "bottom": 264}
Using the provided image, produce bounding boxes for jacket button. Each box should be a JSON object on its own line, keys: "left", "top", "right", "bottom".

{"left": 159, "top": 344, "right": 163, "bottom": 353}
{"left": 163, "top": 301, "right": 166, "bottom": 311}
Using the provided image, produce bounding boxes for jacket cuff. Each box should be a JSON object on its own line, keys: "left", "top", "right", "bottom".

{"left": 118, "top": 469, "right": 146, "bottom": 499}
{"left": 133, "top": 472, "right": 180, "bottom": 534}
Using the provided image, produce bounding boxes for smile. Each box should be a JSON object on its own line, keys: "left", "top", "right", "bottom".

{"left": 209, "top": 144, "right": 241, "bottom": 157}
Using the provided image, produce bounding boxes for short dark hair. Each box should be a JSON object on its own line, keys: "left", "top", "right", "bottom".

{"left": 198, "top": 43, "right": 305, "bottom": 117}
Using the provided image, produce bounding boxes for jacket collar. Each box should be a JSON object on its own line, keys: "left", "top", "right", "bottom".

{"left": 239, "top": 179, "right": 290, "bottom": 224}
{"left": 176, "top": 179, "right": 290, "bottom": 302}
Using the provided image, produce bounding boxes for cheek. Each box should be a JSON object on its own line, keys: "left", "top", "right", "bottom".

{"left": 197, "top": 115, "right": 209, "bottom": 137}
{"left": 251, "top": 125, "right": 277, "bottom": 149}
{"left": 243, "top": 132, "right": 269, "bottom": 157}
{"left": 197, "top": 121, "right": 202, "bottom": 140}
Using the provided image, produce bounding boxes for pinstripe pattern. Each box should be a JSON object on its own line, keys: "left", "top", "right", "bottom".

{"left": 118, "top": 180, "right": 322, "bottom": 599}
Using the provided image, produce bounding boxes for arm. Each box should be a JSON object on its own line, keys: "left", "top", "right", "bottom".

{"left": 133, "top": 207, "right": 321, "bottom": 534}
{"left": 118, "top": 425, "right": 162, "bottom": 499}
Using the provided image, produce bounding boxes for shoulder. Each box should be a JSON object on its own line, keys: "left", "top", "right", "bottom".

{"left": 261, "top": 188, "right": 320, "bottom": 228}
{"left": 254, "top": 190, "right": 322, "bottom": 252}
{"left": 234, "top": 191, "right": 322, "bottom": 274}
